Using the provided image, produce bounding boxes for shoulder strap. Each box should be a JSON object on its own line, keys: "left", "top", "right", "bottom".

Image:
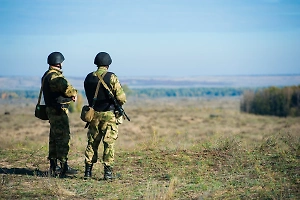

{"left": 91, "top": 71, "right": 107, "bottom": 108}
{"left": 96, "top": 72, "right": 114, "bottom": 98}
{"left": 37, "top": 70, "right": 52, "bottom": 105}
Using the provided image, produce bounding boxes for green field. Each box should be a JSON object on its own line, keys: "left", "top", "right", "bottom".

{"left": 0, "top": 97, "right": 299, "bottom": 199}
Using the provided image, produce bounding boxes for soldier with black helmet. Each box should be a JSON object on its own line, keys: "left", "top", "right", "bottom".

{"left": 83, "top": 52, "right": 127, "bottom": 181}
{"left": 42, "top": 52, "right": 78, "bottom": 178}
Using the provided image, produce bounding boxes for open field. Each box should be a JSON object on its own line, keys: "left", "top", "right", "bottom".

{"left": 0, "top": 97, "right": 299, "bottom": 199}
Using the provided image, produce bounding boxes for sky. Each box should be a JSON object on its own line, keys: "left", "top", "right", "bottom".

{"left": 0, "top": 0, "right": 300, "bottom": 77}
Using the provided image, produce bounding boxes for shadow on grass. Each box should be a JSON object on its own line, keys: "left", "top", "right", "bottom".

{"left": 0, "top": 167, "right": 79, "bottom": 179}
{"left": 0, "top": 167, "right": 49, "bottom": 177}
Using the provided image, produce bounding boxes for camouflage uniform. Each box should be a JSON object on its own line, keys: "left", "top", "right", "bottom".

{"left": 84, "top": 67, "right": 126, "bottom": 167}
{"left": 43, "top": 66, "right": 78, "bottom": 163}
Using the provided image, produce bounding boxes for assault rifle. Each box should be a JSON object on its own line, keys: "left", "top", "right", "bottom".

{"left": 97, "top": 72, "right": 130, "bottom": 121}
{"left": 84, "top": 95, "right": 130, "bottom": 128}
{"left": 85, "top": 73, "right": 130, "bottom": 128}
{"left": 108, "top": 91, "right": 130, "bottom": 121}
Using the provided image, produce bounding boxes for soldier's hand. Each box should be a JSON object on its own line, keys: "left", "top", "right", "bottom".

{"left": 72, "top": 95, "right": 77, "bottom": 102}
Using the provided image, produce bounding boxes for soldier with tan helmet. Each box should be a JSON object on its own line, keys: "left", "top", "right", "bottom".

{"left": 83, "top": 52, "right": 127, "bottom": 181}
{"left": 42, "top": 52, "right": 78, "bottom": 178}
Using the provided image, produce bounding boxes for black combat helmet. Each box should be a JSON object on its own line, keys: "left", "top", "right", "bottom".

{"left": 47, "top": 52, "right": 65, "bottom": 65}
{"left": 94, "top": 52, "right": 112, "bottom": 66}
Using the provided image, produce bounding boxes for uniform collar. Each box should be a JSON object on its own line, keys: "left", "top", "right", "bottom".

{"left": 97, "top": 66, "right": 108, "bottom": 71}
{"left": 49, "top": 66, "right": 63, "bottom": 74}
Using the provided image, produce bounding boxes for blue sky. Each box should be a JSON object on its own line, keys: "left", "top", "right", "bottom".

{"left": 0, "top": 0, "right": 300, "bottom": 77}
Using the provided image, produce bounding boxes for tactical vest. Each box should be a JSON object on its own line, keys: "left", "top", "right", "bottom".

{"left": 84, "top": 72, "right": 115, "bottom": 112}
{"left": 42, "top": 71, "right": 72, "bottom": 108}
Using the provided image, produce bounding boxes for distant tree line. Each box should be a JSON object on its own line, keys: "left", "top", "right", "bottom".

{"left": 240, "top": 85, "right": 300, "bottom": 117}
{"left": 0, "top": 90, "right": 36, "bottom": 99}
{"left": 128, "top": 87, "right": 244, "bottom": 98}
{"left": 0, "top": 87, "right": 245, "bottom": 100}
{"left": 0, "top": 90, "right": 86, "bottom": 100}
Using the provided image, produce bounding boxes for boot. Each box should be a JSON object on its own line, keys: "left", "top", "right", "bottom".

{"left": 104, "top": 165, "right": 113, "bottom": 181}
{"left": 66, "top": 164, "right": 78, "bottom": 175}
{"left": 59, "top": 162, "right": 68, "bottom": 178}
{"left": 49, "top": 159, "right": 57, "bottom": 177}
{"left": 84, "top": 163, "right": 93, "bottom": 179}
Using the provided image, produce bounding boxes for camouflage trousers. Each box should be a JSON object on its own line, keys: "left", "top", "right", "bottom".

{"left": 46, "top": 107, "right": 70, "bottom": 163}
{"left": 84, "top": 111, "right": 118, "bottom": 167}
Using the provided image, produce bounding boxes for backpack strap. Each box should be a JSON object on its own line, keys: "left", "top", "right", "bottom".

{"left": 91, "top": 71, "right": 107, "bottom": 108}
{"left": 37, "top": 70, "right": 52, "bottom": 105}
{"left": 96, "top": 72, "right": 115, "bottom": 99}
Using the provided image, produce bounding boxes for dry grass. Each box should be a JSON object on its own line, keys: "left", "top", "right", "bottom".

{"left": 0, "top": 97, "right": 299, "bottom": 199}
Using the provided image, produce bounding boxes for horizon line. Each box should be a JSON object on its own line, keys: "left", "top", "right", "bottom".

{"left": 1, "top": 74, "right": 300, "bottom": 78}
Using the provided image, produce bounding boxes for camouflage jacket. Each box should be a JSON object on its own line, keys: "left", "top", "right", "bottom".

{"left": 84, "top": 66, "right": 126, "bottom": 110}
{"left": 42, "top": 66, "right": 78, "bottom": 106}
